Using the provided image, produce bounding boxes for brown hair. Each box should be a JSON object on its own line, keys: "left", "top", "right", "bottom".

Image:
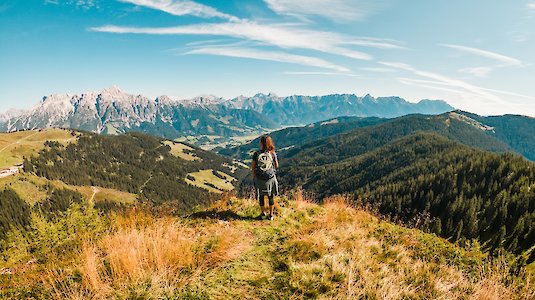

{"left": 260, "top": 135, "right": 275, "bottom": 152}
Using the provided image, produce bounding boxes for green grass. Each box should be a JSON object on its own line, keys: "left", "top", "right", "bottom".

{"left": 0, "top": 173, "right": 48, "bottom": 205}
{"left": 163, "top": 140, "right": 200, "bottom": 161}
{"left": 0, "top": 172, "right": 137, "bottom": 207}
{"left": 0, "top": 129, "right": 78, "bottom": 169}
{"left": 185, "top": 169, "right": 236, "bottom": 193}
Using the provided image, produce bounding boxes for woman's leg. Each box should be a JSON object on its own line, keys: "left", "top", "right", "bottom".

{"left": 268, "top": 195, "right": 275, "bottom": 218}
{"left": 259, "top": 195, "right": 267, "bottom": 215}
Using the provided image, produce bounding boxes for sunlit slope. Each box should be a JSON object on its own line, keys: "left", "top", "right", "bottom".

{"left": 1, "top": 196, "right": 532, "bottom": 299}
{"left": 22, "top": 131, "right": 248, "bottom": 212}
{"left": 0, "top": 129, "right": 78, "bottom": 169}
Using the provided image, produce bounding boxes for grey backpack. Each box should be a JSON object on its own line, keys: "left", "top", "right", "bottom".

{"left": 255, "top": 151, "right": 276, "bottom": 180}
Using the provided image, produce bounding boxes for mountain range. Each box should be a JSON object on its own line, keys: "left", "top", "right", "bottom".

{"left": 0, "top": 87, "right": 454, "bottom": 145}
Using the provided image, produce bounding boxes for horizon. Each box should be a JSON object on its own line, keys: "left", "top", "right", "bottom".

{"left": 1, "top": 1, "right": 535, "bottom": 116}
{"left": 1, "top": 84, "right": 453, "bottom": 106}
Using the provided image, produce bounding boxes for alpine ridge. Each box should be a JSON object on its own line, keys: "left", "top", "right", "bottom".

{"left": 1, "top": 87, "right": 455, "bottom": 143}
{"left": 0, "top": 86, "right": 277, "bottom": 140}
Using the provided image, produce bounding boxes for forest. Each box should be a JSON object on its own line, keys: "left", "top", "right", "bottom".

{"left": 24, "top": 133, "right": 246, "bottom": 213}
{"left": 279, "top": 132, "right": 535, "bottom": 259}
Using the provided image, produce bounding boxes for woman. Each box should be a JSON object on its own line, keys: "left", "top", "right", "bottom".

{"left": 251, "top": 135, "right": 279, "bottom": 220}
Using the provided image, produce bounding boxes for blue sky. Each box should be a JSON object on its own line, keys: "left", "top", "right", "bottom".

{"left": 1, "top": 0, "right": 535, "bottom": 116}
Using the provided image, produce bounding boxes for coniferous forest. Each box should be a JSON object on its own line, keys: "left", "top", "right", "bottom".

{"left": 224, "top": 113, "right": 535, "bottom": 261}
{"left": 24, "top": 133, "right": 246, "bottom": 212}
{"left": 280, "top": 133, "right": 535, "bottom": 257}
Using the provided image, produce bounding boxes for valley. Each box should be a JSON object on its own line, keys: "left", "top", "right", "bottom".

{"left": 0, "top": 108, "right": 534, "bottom": 299}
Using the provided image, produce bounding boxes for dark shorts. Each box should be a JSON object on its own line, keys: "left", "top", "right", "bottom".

{"left": 255, "top": 176, "right": 279, "bottom": 205}
{"left": 259, "top": 194, "right": 275, "bottom": 206}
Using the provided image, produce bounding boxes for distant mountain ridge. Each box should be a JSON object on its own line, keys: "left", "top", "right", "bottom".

{"left": 0, "top": 87, "right": 454, "bottom": 142}
{"left": 0, "top": 86, "right": 277, "bottom": 139}
{"left": 225, "top": 92, "right": 454, "bottom": 125}
{"left": 224, "top": 111, "right": 535, "bottom": 162}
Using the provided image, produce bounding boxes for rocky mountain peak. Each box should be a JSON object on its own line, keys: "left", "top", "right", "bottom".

{"left": 100, "top": 85, "right": 124, "bottom": 96}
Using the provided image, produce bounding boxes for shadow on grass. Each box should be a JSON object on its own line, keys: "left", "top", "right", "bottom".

{"left": 187, "top": 209, "right": 262, "bottom": 221}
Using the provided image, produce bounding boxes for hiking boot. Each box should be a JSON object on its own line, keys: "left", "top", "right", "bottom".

{"left": 269, "top": 214, "right": 274, "bottom": 221}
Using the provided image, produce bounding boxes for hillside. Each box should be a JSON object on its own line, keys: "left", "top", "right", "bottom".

{"left": 1, "top": 195, "right": 532, "bottom": 299}
{"left": 0, "top": 129, "right": 78, "bottom": 169}
{"left": 280, "top": 113, "right": 514, "bottom": 165}
{"left": 279, "top": 132, "right": 535, "bottom": 256}
{"left": 457, "top": 111, "right": 535, "bottom": 161}
{"left": 226, "top": 113, "right": 534, "bottom": 259}
{"left": 219, "top": 116, "right": 388, "bottom": 161}
{"left": 227, "top": 112, "right": 513, "bottom": 164}
{"left": 23, "top": 131, "right": 247, "bottom": 213}
{"left": 224, "top": 111, "right": 535, "bottom": 163}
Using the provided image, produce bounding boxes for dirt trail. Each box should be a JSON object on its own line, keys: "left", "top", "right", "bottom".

{"left": 89, "top": 186, "right": 100, "bottom": 204}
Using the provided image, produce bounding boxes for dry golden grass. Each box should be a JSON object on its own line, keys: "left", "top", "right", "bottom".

{"left": 51, "top": 210, "right": 254, "bottom": 299}
{"left": 278, "top": 195, "right": 534, "bottom": 300}
{"left": 15, "top": 195, "right": 532, "bottom": 299}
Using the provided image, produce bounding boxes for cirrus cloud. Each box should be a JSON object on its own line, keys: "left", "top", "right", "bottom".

{"left": 118, "top": 0, "right": 239, "bottom": 21}
{"left": 264, "top": 0, "right": 386, "bottom": 22}
{"left": 440, "top": 43, "right": 522, "bottom": 66}
{"left": 90, "top": 22, "right": 374, "bottom": 61}
{"left": 183, "top": 47, "right": 350, "bottom": 72}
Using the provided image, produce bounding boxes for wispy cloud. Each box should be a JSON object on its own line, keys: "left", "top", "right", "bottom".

{"left": 398, "top": 78, "right": 482, "bottom": 99}
{"left": 264, "top": 0, "right": 385, "bottom": 22}
{"left": 379, "top": 61, "right": 501, "bottom": 101}
{"left": 440, "top": 43, "right": 522, "bottom": 65}
{"left": 284, "top": 71, "right": 359, "bottom": 77}
{"left": 360, "top": 67, "right": 397, "bottom": 73}
{"left": 90, "top": 22, "right": 374, "bottom": 60}
{"left": 119, "top": 0, "right": 239, "bottom": 21}
{"left": 458, "top": 66, "right": 493, "bottom": 77}
{"left": 528, "top": 2, "right": 535, "bottom": 9}
{"left": 440, "top": 43, "right": 523, "bottom": 77}
{"left": 345, "top": 38, "right": 406, "bottom": 50}
{"left": 45, "top": 0, "right": 98, "bottom": 9}
{"left": 183, "top": 47, "right": 350, "bottom": 72}
{"left": 399, "top": 77, "right": 535, "bottom": 101}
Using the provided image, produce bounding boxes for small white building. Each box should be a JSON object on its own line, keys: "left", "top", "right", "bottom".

{"left": 0, "top": 165, "right": 22, "bottom": 178}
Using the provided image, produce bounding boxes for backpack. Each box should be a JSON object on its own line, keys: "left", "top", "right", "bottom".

{"left": 254, "top": 151, "right": 276, "bottom": 180}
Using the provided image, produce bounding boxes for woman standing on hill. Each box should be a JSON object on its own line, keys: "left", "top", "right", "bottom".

{"left": 252, "top": 135, "right": 279, "bottom": 220}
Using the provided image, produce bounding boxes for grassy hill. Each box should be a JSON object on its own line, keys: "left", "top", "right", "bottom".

{"left": 0, "top": 129, "right": 78, "bottom": 169}
{"left": 222, "top": 111, "right": 535, "bottom": 163}
{"left": 280, "top": 113, "right": 512, "bottom": 167}
{"left": 23, "top": 131, "right": 248, "bottom": 213}
{"left": 0, "top": 194, "right": 532, "bottom": 299}
{"left": 0, "top": 129, "right": 249, "bottom": 247}
{"left": 229, "top": 114, "right": 534, "bottom": 263}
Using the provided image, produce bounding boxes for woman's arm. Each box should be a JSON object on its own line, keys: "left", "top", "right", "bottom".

{"left": 251, "top": 160, "right": 256, "bottom": 179}
{"left": 274, "top": 152, "right": 279, "bottom": 169}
